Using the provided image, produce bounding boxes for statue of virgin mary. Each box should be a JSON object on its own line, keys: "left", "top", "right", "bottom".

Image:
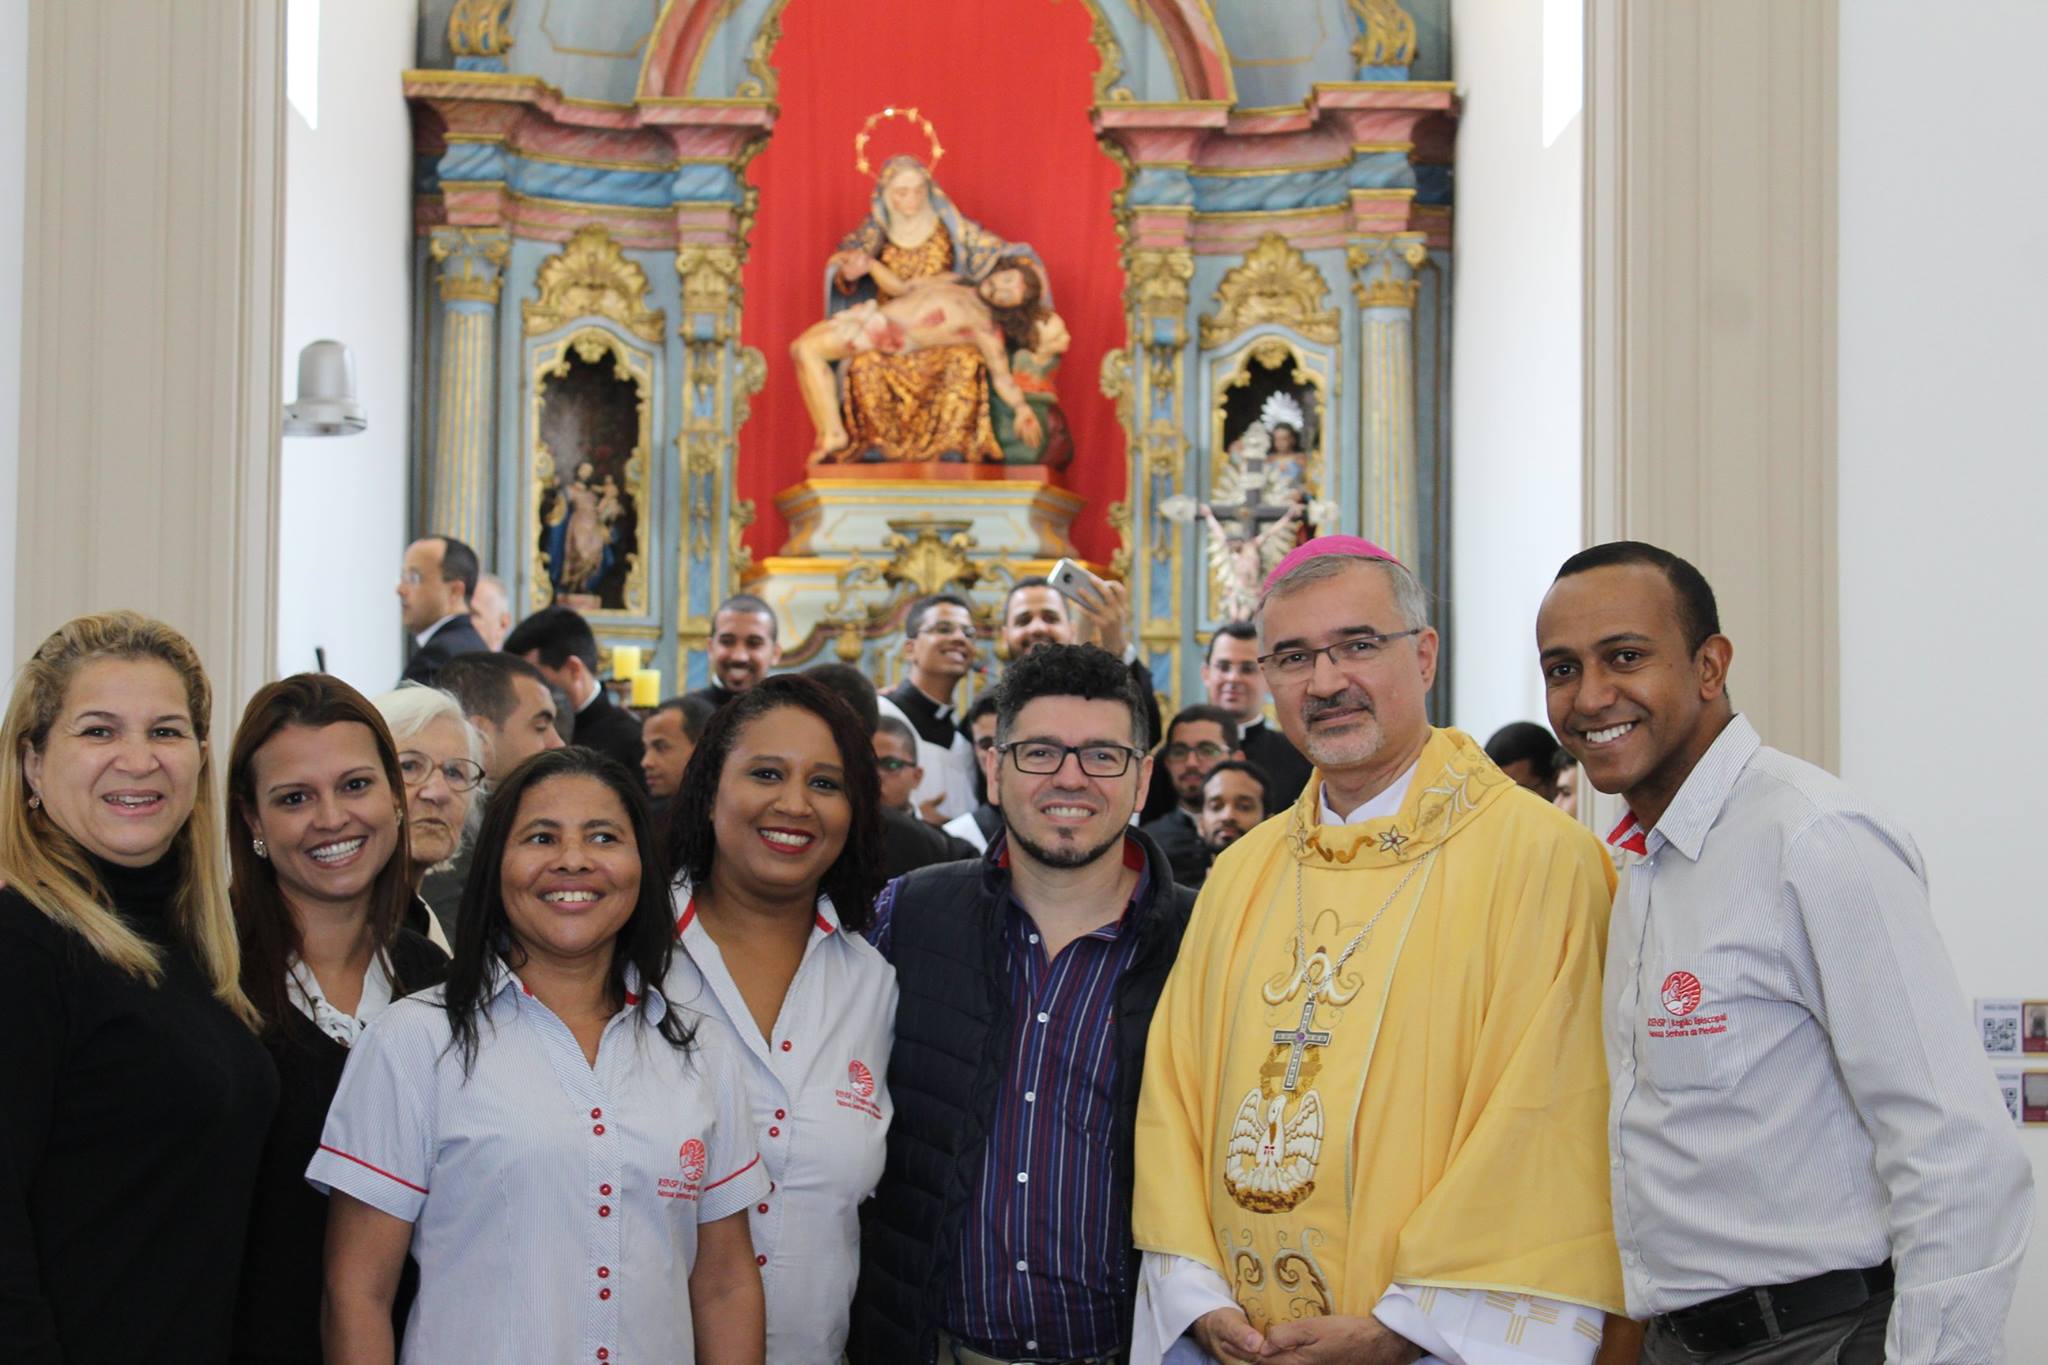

{"left": 817, "top": 155, "right": 1057, "bottom": 464}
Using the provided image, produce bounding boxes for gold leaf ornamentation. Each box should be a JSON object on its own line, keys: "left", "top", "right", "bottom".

{"left": 880, "top": 520, "right": 981, "bottom": 598}
{"left": 1350, "top": 0, "right": 1418, "bottom": 68}
{"left": 523, "top": 225, "right": 667, "bottom": 343}
{"left": 430, "top": 228, "right": 511, "bottom": 305}
{"left": 1201, "top": 235, "right": 1340, "bottom": 348}
{"left": 1347, "top": 235, "right": 1429, "bottom": 311}
{"left": 448, "top": 0, "right": 515, "bottom": 58}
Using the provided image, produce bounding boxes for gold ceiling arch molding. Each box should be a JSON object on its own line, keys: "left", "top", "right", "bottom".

{"left": 523, "top": 224, "right": 668, "bottom": 343}
{"left": 1199, "top": 233, "right": 1341, "bottom": 349}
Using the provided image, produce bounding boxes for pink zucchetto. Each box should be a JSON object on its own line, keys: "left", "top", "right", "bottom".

{"left": 1262, "top": 535, "right": 1404, "bottom": 594}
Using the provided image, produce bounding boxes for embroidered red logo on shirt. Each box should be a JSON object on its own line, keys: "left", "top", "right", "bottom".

{"left": 1660, "top": 971, "right": 1703, "bottom": 1018}
{"left": 660, "top": 1139, "right": 707, "bottom": 1201}
{"left": 835, "top": 1059, "right": 883, "bottom": 1120}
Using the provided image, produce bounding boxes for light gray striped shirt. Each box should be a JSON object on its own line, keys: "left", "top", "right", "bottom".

{"left": 1605, "top": 714, "right": 2032, "bottom": 1361}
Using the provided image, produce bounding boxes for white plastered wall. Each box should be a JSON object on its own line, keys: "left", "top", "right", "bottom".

{"left": 1445, "top": 0, "right": 1584, "bottom": 741}
{"left": 276, "top": 0, "right": 418, "bottom": 692}
{"left": 1839, "top": 2, "right": 2048, "bottom": 1351}
{"left": 0, "top": 0, "right": 26, "bottom": 682}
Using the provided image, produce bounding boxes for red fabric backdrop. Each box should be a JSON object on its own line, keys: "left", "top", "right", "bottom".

{"left": 737, "top": 0, "right": 1127, "bottom": 566}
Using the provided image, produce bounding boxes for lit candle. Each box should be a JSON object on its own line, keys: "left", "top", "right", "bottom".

{"left": 631, "top": 668, "right": 660, "bottom": 709}
{"left": 611, "top": 645, "right": 643, "bottom": 678}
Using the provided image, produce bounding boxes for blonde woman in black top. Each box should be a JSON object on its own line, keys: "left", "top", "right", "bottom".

{"left": 226, "top": 674, "right": 448, "bottom": 1364}
{"left": 0, "top": 611, "right": 277, "bottom": 1362}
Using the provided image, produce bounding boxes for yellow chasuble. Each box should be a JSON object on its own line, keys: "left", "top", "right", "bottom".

{"left": 1133, "top": 727, "right": 1625, "bottom": 1331}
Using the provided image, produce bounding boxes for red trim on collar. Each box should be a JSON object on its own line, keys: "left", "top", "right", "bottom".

{"left": 623, "top": 991, "right": 641, "bottom": 1007}
{"left": 1607, "top": 812, "right": 1650, "bottom": 856}
{"left": 675, "top": 897, "right": 696, "bottom": 935}
{"left": 814, "top": 911, "right": 836, "bottom": 934}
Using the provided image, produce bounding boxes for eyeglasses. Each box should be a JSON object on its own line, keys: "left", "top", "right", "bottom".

{"left": 914, "top": 620, "right": 979, "bottom": 641}
{"left": 397, "top": 751, "right": 485, "bottom": 792}
{"left": 1258, "top": 630, "right": 1423, "bottom": 682}
{"left": 999, "top": 741, "right": 1142, "bottom": 778}
{"left": 1163, "top": 741, "right": 1229, "bottom": 763}
{"left": 875, "top": 756, "right": 917, "bottom": 773}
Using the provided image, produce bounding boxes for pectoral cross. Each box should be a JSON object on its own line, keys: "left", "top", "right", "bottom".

{"left": 1272, "top": 994, "right": 1331, "bottom": 1092}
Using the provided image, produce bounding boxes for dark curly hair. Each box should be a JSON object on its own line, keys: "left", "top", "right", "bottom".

{"left": 995, "top": 642, "right": 1151, "bottom": 749}
{"left": 664, "top": 674, "right": 884, "bottom": 931}
{"left": 442, "top": 746, "right": 690, "bottom": 1074}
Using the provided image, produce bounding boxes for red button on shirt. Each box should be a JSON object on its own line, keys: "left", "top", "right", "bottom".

{"left": 590, "top": 1108, "right": 602, "bottom": 1119}
{"left": 599, "top": 1288, "right": 611, "bottom": 1301}
{"left": 774, "top": 1108, "right": 786, "bottom": 1120}
{"left": 768, "top": 1126, "right": 779, "bottom": 1138}
{"left": 593, "top": 1124, "right": 605, "bottom": 1135}
{"left": 599, "top": 1184, "right": 612, "bottom": 1196}
{"left": 780, "top": 1040, "right": 792, "bottom": 1052}
{"left": 597, "top": 1351, "right": 609, "bottom": 1361}
{"left": 756, "top": 1254, "right": 768, "bottom": 1266}
{"left": 597, "top": 1266, "right": 610, "bottom": 1279}
{"left": 598, "top": 1204, "right": 611, "bottom": 1217}
{"left": 758, "top": 1202, "right": 769, "bottom": 1214}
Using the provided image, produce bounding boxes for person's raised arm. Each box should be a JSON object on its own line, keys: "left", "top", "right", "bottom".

{"left": 320, "top": 1192, "right": 413, "bottom": 1365}
{"left": 689, "top": 1209, "right": 765, "bottom": 1365}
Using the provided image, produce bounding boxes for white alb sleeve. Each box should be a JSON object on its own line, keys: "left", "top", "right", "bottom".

{"left": 1130, "top": 1253, "right": 1239, "bottom": 1365}
{"left": 1374, "top": 1284, "right": 1603, "bottom": 1365}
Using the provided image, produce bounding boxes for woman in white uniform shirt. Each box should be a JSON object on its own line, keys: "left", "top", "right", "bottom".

{"left": 665, "top": 674, "right": 897, "bottom": 1363}
{"left": 316, "top": 746, "right": 768, "bottom": 1364}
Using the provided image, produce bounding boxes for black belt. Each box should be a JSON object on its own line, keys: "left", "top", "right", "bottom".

{"left": 1655, "top": 1263, "right": 1894, "bottom": 1354}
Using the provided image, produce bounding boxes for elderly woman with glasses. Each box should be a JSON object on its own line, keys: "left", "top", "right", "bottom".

{"left": 370, "top": 687, "right": 485, "bottom": 953}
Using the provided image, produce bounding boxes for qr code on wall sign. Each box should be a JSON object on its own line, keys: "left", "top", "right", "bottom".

{"left": 1984, "top": 1014, "right": 2020, "bottom": 1055}
{"left": 2000, "top": 1078, "right": 2022, "bottom": 1124}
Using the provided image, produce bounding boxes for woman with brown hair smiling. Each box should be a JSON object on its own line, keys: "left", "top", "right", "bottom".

{"left": 0, "top": 611, "right": 277, "bottom": 1361}
{"left": 665, "top": 673, "right": 894, "bottom": 1363}
{"left": 226, "top": 674, "right": 448, "bottom": 1364}
{"left": 315, "top": 746, "right": 766, "bottom": 1364}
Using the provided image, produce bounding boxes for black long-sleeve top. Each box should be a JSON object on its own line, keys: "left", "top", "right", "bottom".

{"left": 231, "top": 929, "right": 448, "bottom": 1364}
{"left": 0, "top": 851, "right": 279, "bottom": 1363}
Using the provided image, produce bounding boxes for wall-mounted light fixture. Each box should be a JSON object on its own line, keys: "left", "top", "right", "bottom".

{"left": 282, "top": 339, "right": 366, "bottom": 436}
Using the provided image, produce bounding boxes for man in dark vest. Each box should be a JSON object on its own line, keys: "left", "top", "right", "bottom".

{"left": 853, "top": 644, "right": 1196, "bottom": 1365}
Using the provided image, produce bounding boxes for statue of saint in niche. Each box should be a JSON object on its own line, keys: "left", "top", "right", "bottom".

{"left": 792, "top": 150, "right": 1072, "bottom": 467}
{"left": 536, "top": 349, "right": 641, "bottom": 612}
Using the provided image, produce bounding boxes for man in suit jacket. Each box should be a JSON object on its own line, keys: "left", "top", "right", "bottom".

{"left": 502, "top": 605, "right": 645, "bottom": 783}
{"left": 398, "top": 535, "right": 488, "bottom": 686}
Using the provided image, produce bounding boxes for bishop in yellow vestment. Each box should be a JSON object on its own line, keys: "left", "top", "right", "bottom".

{"left": 1131, "top": 538, "right": 1623, "bottom": 1365}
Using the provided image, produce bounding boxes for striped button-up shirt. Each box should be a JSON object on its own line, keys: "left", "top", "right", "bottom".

{"left": 1606, "top": 715, "right": 2032, "bottom": 1360}
{"left": 871, "top": 836, "right": 1149, "bottom": 1360}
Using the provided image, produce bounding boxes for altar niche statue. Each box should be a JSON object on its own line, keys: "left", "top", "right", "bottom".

{"left": 793, "top": 155, "right": 1069, "bottom": 465}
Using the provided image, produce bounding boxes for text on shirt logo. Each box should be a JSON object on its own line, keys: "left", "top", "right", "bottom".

{"left": 660, "top": 1138, "right": 707, "bottom": 1201}
{"left": 836, "top": 1059, "right": 883, "bottom": 1120}
{"left": 1648, "top": 970, "right": 1727, "bottom": 1038}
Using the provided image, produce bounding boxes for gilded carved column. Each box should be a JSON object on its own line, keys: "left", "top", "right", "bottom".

{"left": 1348, "top": 234, "right": 1428, "bottom": 564}
{"left": 426, "top": 227, "right": 510, "bottom": 553}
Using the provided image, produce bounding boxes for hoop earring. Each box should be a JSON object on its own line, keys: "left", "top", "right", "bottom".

{"left": 252, "top": 838, "right": 268, "bottom": 859}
